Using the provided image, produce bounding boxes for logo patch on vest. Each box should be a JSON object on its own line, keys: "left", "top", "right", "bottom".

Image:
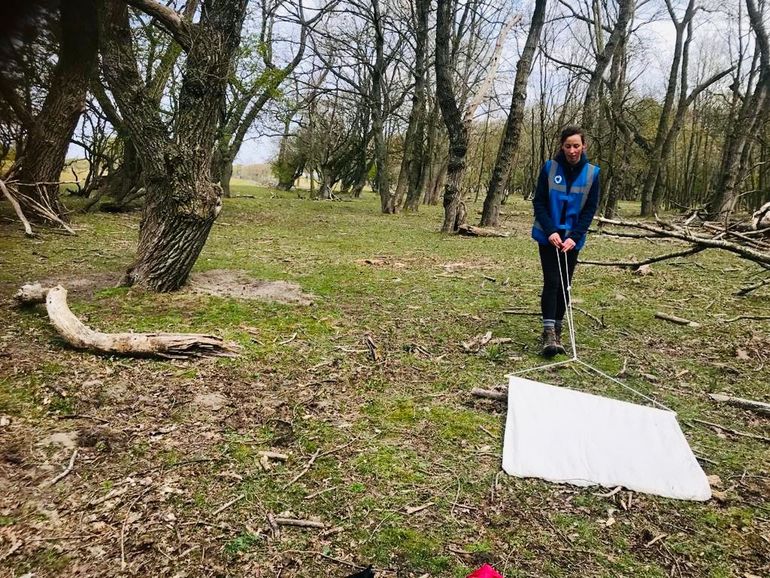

{"left": 554, "top": 175, "right": 563, "bottom": 184}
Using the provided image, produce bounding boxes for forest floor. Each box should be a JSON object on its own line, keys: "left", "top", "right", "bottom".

{"left": 0, "top": 186, "right": 768, "bottom": 578}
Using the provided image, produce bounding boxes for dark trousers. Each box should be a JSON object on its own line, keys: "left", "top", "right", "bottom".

{"left": 538, "top": 243, "right": 579, "bottom": 322}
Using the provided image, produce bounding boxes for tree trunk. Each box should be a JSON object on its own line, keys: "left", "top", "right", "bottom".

{"left": 104, "top": 138, "right": 143, "bottom": 207}
{"left": 395, "top": 0, "right": 430, "bottom": 212}
{"left": 436, "top": 0, "right": 469, "bottom": 232}
{"left": 407, "top": 96, "right": 439, "bottom": 211}
{"left": 100, "top": 0, "right": 247, "bottom": 292}
{"left": 17, "top": 0, "right": 98, "bottom": 223}
{"left": 220, "top": 155, "right": 234, "bottom": 198}
{"left": 371, "top": 0, "right": 393, "bottom": 214}
{"left": 708, "top": 0, "right": 770, "bottom": 219}
{"left": 640, "top": 0, "right": 696, "bottom": 216}
{"left": 480, "top": 0, "right": 547, "bottom": 227}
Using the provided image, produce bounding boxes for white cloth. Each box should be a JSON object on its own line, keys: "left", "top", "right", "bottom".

{"left": 502, "top": 376, "right": 711, "bottom": 501}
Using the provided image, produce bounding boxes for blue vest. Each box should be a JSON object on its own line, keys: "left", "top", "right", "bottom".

{"left": 532, "top": 159, "right": 599, "bottom": 250}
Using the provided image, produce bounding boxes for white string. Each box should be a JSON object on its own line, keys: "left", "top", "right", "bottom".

{"left": 509, "top": 245, "right": 673, "bottom": 413}
{"left": 556, "top": 248, "right": 578, "bottom": 359}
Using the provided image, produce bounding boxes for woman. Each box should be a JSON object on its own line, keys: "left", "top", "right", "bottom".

{"left": 531, "top": 126, "right": 600, "bottom": 356}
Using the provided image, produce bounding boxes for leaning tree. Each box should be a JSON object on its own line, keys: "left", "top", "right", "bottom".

{"left": 1, "top": 0, "right": 98, "bottom": 226}
{"left": 99, "top": 0, "right": 248, "bottom": 291}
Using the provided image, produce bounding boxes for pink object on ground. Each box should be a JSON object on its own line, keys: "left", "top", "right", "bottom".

{"left": 466, "top": 564, "right": 504, "bottom": 578}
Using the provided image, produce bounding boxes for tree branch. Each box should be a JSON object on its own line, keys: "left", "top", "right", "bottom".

{"left": 124, "top": 0, "right": 191, "bottom": 51}
{"left": 596, "top": 217, "right": 770, "bottom": 265}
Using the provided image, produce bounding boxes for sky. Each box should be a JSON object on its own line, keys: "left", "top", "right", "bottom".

{"left": 69, "top": 0, "right": 741, "bottom": 169}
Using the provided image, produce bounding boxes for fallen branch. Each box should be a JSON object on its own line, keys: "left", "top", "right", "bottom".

{"left": 707, "top": 393, "right": 770, "bottom": 417}
{"left": 596, "top": 217, "right": 770, "bottom": 266}
{"left": 502, "top": 309, "right": 540, "bottom": 316}
{"left": 15, "top": 284, "right": 239, "bottom": 359}
{"left": 0, "top": 177, "right": 34, "bottom": 237}
{"left": 655, "top": 312, "right": 700, "bottom": 327}
{"left": 736, "top": 276, "right": 770, "bottom": 296}
{"left": 693, "top": 418, "right": 770, "bottom": 443}
{"left": 702, "top": 223, "right": 770, "bottom": 250}
{"left": 582, "top": 246, "right": 706, "bottom": 268}
{"left": 471, "top": 387, "right": 507, "bottom": 401}
{"left": 590, "top": 228, "right": 666, "bottom": 239}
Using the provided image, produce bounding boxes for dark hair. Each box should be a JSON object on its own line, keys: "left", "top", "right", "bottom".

{"left": 560, "top": 126, "right": 586, "bottom": 144}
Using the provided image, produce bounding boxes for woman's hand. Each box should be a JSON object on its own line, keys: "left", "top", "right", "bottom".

{"left": 548, "top": 232, "right": 563, "bottom": 248}
{"left": 561, "top": 238, "right": 576, "bottom": 252}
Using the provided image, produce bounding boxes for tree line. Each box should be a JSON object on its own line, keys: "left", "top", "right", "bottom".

{"left": 1, "top": 0, "right": 768, "bottom": 291}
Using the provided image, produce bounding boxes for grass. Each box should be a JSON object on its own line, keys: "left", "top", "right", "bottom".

{"left": 0, "top": 186, "right": 768, "bottom": 577}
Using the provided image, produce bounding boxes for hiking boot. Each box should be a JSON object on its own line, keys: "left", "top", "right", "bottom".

{"left": 554, "top": 326, "right": 567, "bottom": 355}
{"left": 541, "top": 328, "right": 559, "bottom": 357}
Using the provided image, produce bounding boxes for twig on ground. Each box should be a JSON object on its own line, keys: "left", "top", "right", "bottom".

{"left": 645, "top": 533, "right": 668, "bottom": 548}
{"left": 121, "top": 489, "right": 150, "bottom": 570}
{"left": 736, "top": 276, "right": 770, "bottom": 296}
{"left": 693, "top": 418, "right": 770, "bottom": 443}
{"left": 283, "top": 449, "right": 321, "bottom": 489}
{"left": 593, "top": 486, "right": 622, "bottom": 498}
{"left": 478, "top": 425, "right": 497, "bottom": 439}
{"left": 267, "top": 512, "right": 280, "bottom": 540}
{"left": 59, "top": 413, "right": 110, "bottom": 424}
{"left": 405, "top": 502, "right": 434, "bottom": 515}
{"left": 304, "top": 486, "right": 339, "bottom": 500}
{"left": 471, "top": 387, "right": 507, "bottom": 401}
{"left": 574, "top": 306, "right": 604, "bottom": 327}
{"left": 722, "top": 314, "right": 770, "bottom": 323}
{"left": 274, "top": 517, "right": 325, "bottom": 529}
{"left": 540, "top": 513, "right": 574, "bottom": 545}
{"left": 277, "top": 332, "right": 298, "bottom": 345}
{"left": 364, "top": 333, "right": 380, "bottom": 361}
{"left": 213, "top": 494, "right": 245, "bottom": 516}
{"left": 655, "top": 312, "right": 700, "bottom": 327}
{"left": 45, "top": 448, "right": 78, "bottom": 486}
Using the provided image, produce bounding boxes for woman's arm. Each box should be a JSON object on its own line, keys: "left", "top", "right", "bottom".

{"left": 532, "top": 165, "right": 556, "bottom": 236}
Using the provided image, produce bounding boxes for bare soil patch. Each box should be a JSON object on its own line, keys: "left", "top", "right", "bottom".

{"left": 187, "top": 269, "right": 315, "bottom": 305}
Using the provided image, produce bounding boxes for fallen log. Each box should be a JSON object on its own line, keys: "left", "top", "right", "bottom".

{"left": 457, "top": 224, "right": 510, "bottom": 238}
{"left": 14, "top": 284, "right": 239, "bottom": 359}
{"left": 708, "top": 393, "right": 770, "bottom": 417}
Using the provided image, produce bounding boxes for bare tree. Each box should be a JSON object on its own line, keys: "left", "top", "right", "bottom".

{"left": 708, "top": 0, "right": 770, "bottom": 219}
{"left": 480, "top": 0, "right": 548, "bottom": 227}
{"left": 212, "top": 0, "right": 329, "bottom": 197}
